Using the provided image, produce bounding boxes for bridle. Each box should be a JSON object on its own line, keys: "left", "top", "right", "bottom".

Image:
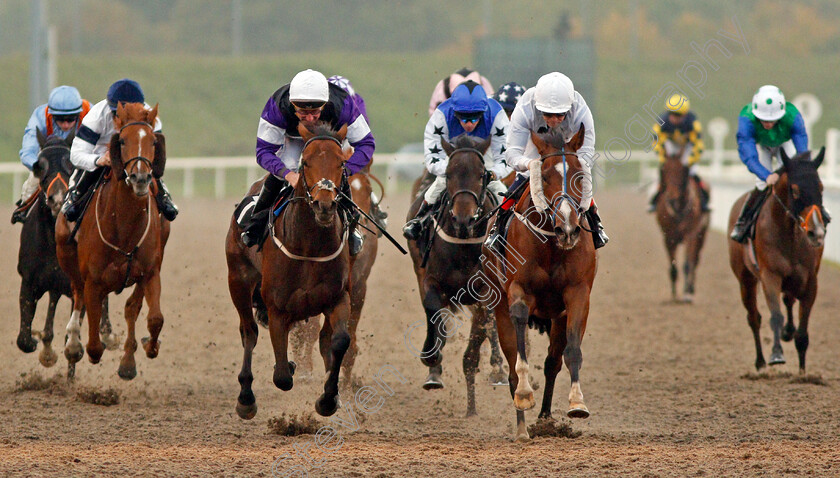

{"left": 520, "top": 150, "right": 591, "bottom": 236}
{"left": 38, "top": 144, "right": 72, "bottom": 198}
{"left": 771, "top": 172, "right": 826, "bottom": 235}
{"left": 298, "top": 134, "right": 346, "bottom": 205}
{"left": 118, "top": 121, "right": 156, "bottom": 182}
{"left": 441, "top": 147, "right": 490, "bottom": 225}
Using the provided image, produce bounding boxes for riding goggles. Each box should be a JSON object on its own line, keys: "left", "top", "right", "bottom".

{"left": 454, "top": 111, "right": 483, "bottom": 123}
{"left": 292, "top": 101, "right": 326, "bottom": 116}
{"left": 53, "top": 115, "right": 79, "bottom": 123}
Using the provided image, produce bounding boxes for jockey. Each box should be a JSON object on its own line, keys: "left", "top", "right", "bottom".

{"left": 327, "top": 75, "right": 387, "bottom": 230}
{"left": 647, "top": 93, "right": 710, "bottom": 213}
{"left": 485, "top": 72, "right": 609, "bottom": 251}
{"left": 428, "top": 67, "right": 494, "bottom": 117}
{"left": 493, "top": 82, "right": 527, "bottom": 119}
{"left": 730, "top": 85, "right": 818, "bottom": 243}
{"left": 62, "top": 78, "right": 179, "bottom": 223}
{"left": 402, "top": 80, "right": 511, "bottom": 240}
{"left": 240, "top": 69, "right": 375, "bottom": 253}
{"left": 12, "top": 86, "right": 91, "bottom": 224}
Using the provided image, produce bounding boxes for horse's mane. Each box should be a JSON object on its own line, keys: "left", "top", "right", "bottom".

{"left": 41, "top": 134, "right": 68, "bottom": 149}
{"left": 450, "top": 133, "right": 484, "bottom": 150}
{"left": 539, "top": 130, "right": 569, "bottom": 151}
{"left": 309, "top": 122, "right": 343, "bottom": 141}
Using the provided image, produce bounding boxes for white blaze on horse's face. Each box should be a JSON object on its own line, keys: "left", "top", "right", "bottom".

{"left": 804, "top": 206, "right": 826, "bottom": 247}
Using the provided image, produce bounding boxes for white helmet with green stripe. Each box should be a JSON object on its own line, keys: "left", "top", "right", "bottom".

{"left": 752, "top": 85, "right": 786, "bottom": 122}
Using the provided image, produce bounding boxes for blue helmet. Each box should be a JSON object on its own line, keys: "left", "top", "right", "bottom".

{"left": 107, "top": 78, "right": 144, "bottom": 111}
{"left": 493, "top": 82, "right": 527, "bottom": 113}
{"left": 48, "top": 85, "right": 83, "bottom": 115}
{"left": 450, "top": 81, "right": 488, "bottom": 114}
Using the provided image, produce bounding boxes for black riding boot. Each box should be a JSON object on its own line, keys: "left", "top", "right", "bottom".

{"left": 693, "top": 175, "right": 711, "bottom": 212}
{"left": 61, "top": 168, "right": 103, "bottom": 222}
{"left": 155, "top": 179, "right": 179, "bottom": 221}
{"left": 730, "top": 188, "right": 767, "bottom": 243}
{"left": 241, "top": 175, "right": 288, "bottom": 248}
{"left": 586, "top": 204, "right": 609, "bottom": 249}
{"left": 403, "top": 201, "right": 432, "bottom": 241}
{"left": 338, "top": 180, "right": 364, "bottom": 256}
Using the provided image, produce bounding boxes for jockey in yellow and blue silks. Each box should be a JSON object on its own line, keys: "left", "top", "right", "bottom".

{"left": 730, "top": 85, "right": 817, "bottom": 243}
{"left": 647, "top": 93, "right": 710, "bottom": 213}
{"left": 402, "top": 80, "right": 511, "bottom": 240}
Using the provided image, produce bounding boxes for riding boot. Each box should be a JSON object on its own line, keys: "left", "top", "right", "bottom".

{"left": 241, "top": 175, "right": 287, "bottom": 248}
{"left": 337, "top": 180, "right": 365, "bottom": 256}
{"left": 61, "top": 168, "right": 101, "bottom": 222}
{"left": 484, "top": 206, "right": 514, "bottom": 254}
{"left": 693, "top": 175, "right": 711, "bottom": 212}
{"left": 730, "top": 188, "right": 766, "bottom": 243}
{"left": 154, "top": 179, "right": 179, "bottom": 221}
{"left": 403, "top": 201, "right": 433, "bottom": 241}
{"left": 585, "top": 204, "right": 609, "bottom": 249}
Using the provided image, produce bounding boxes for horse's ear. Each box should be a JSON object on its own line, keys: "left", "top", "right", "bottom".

{"left": 152, "top": 133, "right": 166, "bottom": 178}
{"left": 146, "top": 103, "right": 159, "bottom": 127}
{"left": 298, "top": 123, "right": 314, "bottom": 141}
{"left": 813, "top": 146, "right": 825, "bottom": 169}
{"left": 109, "top": 133, "right": 124, "bottom": 179}
{"left": 336, "top": 124, "right": 348, "bottom": 142}
{"left": 64, "top": 130, "right": 75, "bottom": 148}
{"left": 32, "top": 157, "right": 46, "bottom": 179}
{"left": 566, "top": 123, "right": 585, "bottom": 152}
{"left": 113, "top": 103, "right": 125, "bottom": 130}
{"left": 477, "top": 135, "right": 491, "bottom": 155}
{"left": 530, "top": 131, "right": 548, "bottom": 155}
{"left": 780, "top": 147, "right": 792, "bottom": 171}
{"left": 36, "top": 127, "right": 47, "bottom": 148}
{"left": 441, "top": 138, "right": 454, "bottom": 157}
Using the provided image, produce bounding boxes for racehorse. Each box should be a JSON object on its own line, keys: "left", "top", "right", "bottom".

{"left": 728, "top": 148, "right": 827, "bottom": 372}
{"left": 56, "top": 102, "right": 170, "bottom": 380}
{"left": 289, "top": 166, "right": 381, "bottom": 385}
{"left": 227, "top": 123, "right": 354, "bottom": 419}
{"left": 654, "top": 148, "right": 710, "bottom": 302}
{"left": 405, "top": 134, "right": 506, "bottom": 416}
{"left": 483, "top": 125, "right": 596, "bottom": 441}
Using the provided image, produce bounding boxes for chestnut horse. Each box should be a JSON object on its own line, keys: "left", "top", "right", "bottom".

{"left": 654, "top": 149, "right": 710, "bottom": 302}
{"left": 56, "top": 102, "right": 170, "bottom": 380}
{"left": 405, "top": 134, "right": 506, "bottom": 416}
{"left": 484, "top": 126, "right": 596, "bottom": 441}
{"left": 227, "top": 123, "right": 354, "bottom": 419}
{"left": 728, "top": 148, "right": 827, "bottom": 372}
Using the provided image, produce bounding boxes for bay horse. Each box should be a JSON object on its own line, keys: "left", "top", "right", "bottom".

{"left": 405, "top": 134, "right": 506, "bottom": 416}
{"left": 17, "top": 130, "right": 117, "bottom": 376}
{"left": 654, "top": 148, "right": 710, "bottom": 302}
{"left": 227, "top": 123, "right": 354, "bottom": 419}
{"left": 728, "top": 148, "right": 827, "bottom": 372}
{"left": 483, "top": 125, "right": 596, "bottom": 441}
{"left": 289, "top": 166, "right": 380, "bottom": 385}
{"left": 56, "top": 102, "right": 170, "bottom": 380}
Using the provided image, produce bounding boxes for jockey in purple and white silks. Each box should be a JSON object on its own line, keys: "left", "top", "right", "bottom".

{"left": 240, "top": 69, "right": 375, "bottom": 253}
{"left": 485, "top": 72, "right": 609, "bottom": 251}
{"left": 402, "top": 80, "right": 511, "bottom": 240}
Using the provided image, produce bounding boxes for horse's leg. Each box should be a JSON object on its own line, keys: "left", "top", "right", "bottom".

{"left": 229, "top": 273, "right": 259, "bottom": 419}
{"left": 100, "top": 296, "right": 120, "bottom": 350}
{"left": 781, "top": 293, "right": 796, "bottom": 342}
{"left": 759, "top": 271, "right": 786, "bottom": 365}
{"left": 563, "top": 284, "right": 591, "bottom": 419}
{"left": 494, "top": 288, "right": 529, "bottom": 442}
{"left": 462, "top": 305, "right": 487, "bottom": 417}
{"left": 793, "top": 279, "right": 818, "bottom": 373}
{"left": 539, "top": 312, "right": 568, "bottom": 419}
{"left": 420, "top": 283, "right": 446, "bottom": 390}
{"left": 63, "top": 296, "right": 84, "bottom": 380}
{"left": 269, "top": 309, "right": 295, "bottom": 391}
{"left": 82, "top": 281, "right": 106, "bottom": 364}
{"left": 252, "top": 287, "right": 269, "bottom": 328}
{"left": 141, "top": 272, "right": 164, "bottom": 359}
{"left": 486, "top": 311, "right": 508, "bottom": 386}
{"left": 16, "top": 281, "right": 40, "bottom": 353}
{"left": 737, "top": 270, "right": 765, "bottom": 370}
{"left": 508, "top": 282, "right": 535, "bottom": 412}
{"left": 682, "top": 229, "right": 705, "bottom": 304}
{"left": 315, "top": 292, "right": 352, "bottom": 417}
{"left": 118, "top": 284, "right": 145, "bottom": 380}
{"left": 342, "top": 276, "right": 369, "bottom": 386}
{"left": 665, "top": 237, "right": 679, "bottom": 301}
{"left": 38, "top": 290, "right": 60, "bottom": 367}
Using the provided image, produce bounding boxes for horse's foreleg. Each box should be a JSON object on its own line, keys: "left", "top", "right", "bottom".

{"left": 563, "top": 284, "right": 591, "bottom": 419}
{"left": 794, "top": 280, "right": 817, "bottom": 373}
{"left": 342, "top": 278, "right": 368, "bottom": 386}
{"left": 83, "top": 281, "right": 106, "bottom": 364}
{"left": 63, "top": 291, "right": 85, "bottom": 379}
{"left": 486, "top": 311, "right": 508, "bottom": 386}
{"left": 494, "top": 289, "right": 529, "bottom": 441}
{"left": 17, "top": 282, "right": 40, "bottom": 354}
{"left": 269, "top": 310, "right": 295, "bottom": 391}
{"left": 781, "top": 293, "right": 796, "bottom": 342}
{"left": 462, "top": 306, "right": 487, "bottom": 417}
{"left": 118, "top": 284, "right": 145, "bottom": 380}
{"left": 100, "top": 296, "right": 120, "bottom": 351}
{"left": 420, "top": 284, "right": 446, "bottom": 390}
{"left": 229, "top": 273, "right": 259, "bottom": 420}
{"left": 508, "top": 283, "right": 535, "bottom": 412}
{"left": 682, "top": 230, "right": 704, "bottom": 303}
{"left": 737, "top": 271, "right": 765, "bottom": 370}
{"left": 142, "top": 272, "right": 164, "bottom": 359}
{"left": 38, "top": 290, "right": 60, "bottom": 367}
{"left": 316, "top": 293, "right": 351, "bottom": 417}
{"left": 539, "top": 311, "right": 568, "bottom": 419}
{"left": 665, "top": 237, "right": 679, "bottom": 301}
{"left": 759, "top": 272, "right": 786, "bottom": 366}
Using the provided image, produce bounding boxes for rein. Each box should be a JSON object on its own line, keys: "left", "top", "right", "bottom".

{"left": 520, "top": 150, "right": 592, "bottom": 234}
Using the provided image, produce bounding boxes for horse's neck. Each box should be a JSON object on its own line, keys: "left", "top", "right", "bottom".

{"left": 97, "top": 179, "right": 152, "bottom": 242}
{"left": 280, "top": 200, "right": 342, "bottom": 250}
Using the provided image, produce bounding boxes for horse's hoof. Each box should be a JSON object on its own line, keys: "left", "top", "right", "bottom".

{"left": 86, "top": 343, "right": 105, "bottom": 364}
{"left": 681, "top": 294, "right": 694, "bottom": 304}
{"left": 117, "top": 364, "right": 137, "bottom": 381}
{"left": 420, "top": 352, "right": 441, "bottom": 368}
{"left": 768, "top": 353, "right": 786, "bottom": 366}
{"left": 102, "top": 333, "right": 121, "bottom": 351}
{"left": 16, "top": 334, "right": 38, "bottom": 354}
{"left": 466, "top": 408, "right": 477, "bottom": 418}
{"left": 422, "top": 375, "right": 444, "bottom": 390}
{"left": 289, "top": 361, "right": 296, "bottom": 376}
{"left": 514, "top": 432, "right": 531, "bottom": 443}
{"left": 64, "top": 342, "right": 84, "bottom": 364}
{"left": 39, "top": 346, "right": 58, "bottom": 368}
{"left": 489, "top": 372, "right": 509, "bottom": 387}
{"left": 236, "top": 400, "right": 258, "bottom": 420}
{"left": 141, "top": 336, "right": 160, "bottom": 359}
{"left": 781, "top": 325, "right": 795, "bottom": 342}
{"left": 513, "top": 393, "right": 536, "bottom": 411}
{"left": 315, "top": 394, "right": 339, "bottom": 417}
{"left": 567, "top": 405, "right": 590, "bottom": 419}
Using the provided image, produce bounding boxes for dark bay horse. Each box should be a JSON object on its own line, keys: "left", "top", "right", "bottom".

{"left": 227, "top": 123, "right": 354, "bottom": 419}
{"left": 289, "top": 166, "right": 381, "bottom": 384}
{"left": 654, "top": 149, "right": 710, "bottom": 302}
{"left": 56, "top": 102, "right": 170, "bottom": 380}
{"left": 483, "top": 126, "right": 596, "bottom": 441}
{"left": 405, "top": 134, "right": 506, "bottom": 416}
{"left": 728, "top": 148, "right": 827, "bottom": 372}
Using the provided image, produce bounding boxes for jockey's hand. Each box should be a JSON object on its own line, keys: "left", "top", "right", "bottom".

{"left": 96, "top": 151, "right": 111, "bottom": 167}
{"left": 284, "top": 171, "right": 300, "bottom": 187}
{"left": 488, "top": 171, "right": 497, "bottom": 181}
{"left": 765, "top": 173, "right": 780, "bottom": 186}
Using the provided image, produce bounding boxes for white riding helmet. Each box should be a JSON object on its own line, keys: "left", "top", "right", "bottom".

{"left": 289, "top": 69, "right": 329, "bottom": 103}
{"left": 752, "top": 85, "right": 786, "bottom": 122}
{"left": 534, "top": 72, "right": 575, "bottom": 114}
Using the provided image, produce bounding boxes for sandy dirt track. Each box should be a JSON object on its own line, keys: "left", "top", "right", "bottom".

{"left": 1, "top": 188, "right": 839, "bottom": 477}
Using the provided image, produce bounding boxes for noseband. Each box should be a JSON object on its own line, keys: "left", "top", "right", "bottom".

{"left": 118, "top": 121, "right": 156, "bottom": 181}
{"left": 38, "top": 144, "right": 72, "bottom": 197}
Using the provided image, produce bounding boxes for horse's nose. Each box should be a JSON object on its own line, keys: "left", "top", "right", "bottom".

{"left": 313, "top": 199, "right": 336, "bottom": 215}
{"left": 129, "top": 171, "right": 152, "bottom": 186}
